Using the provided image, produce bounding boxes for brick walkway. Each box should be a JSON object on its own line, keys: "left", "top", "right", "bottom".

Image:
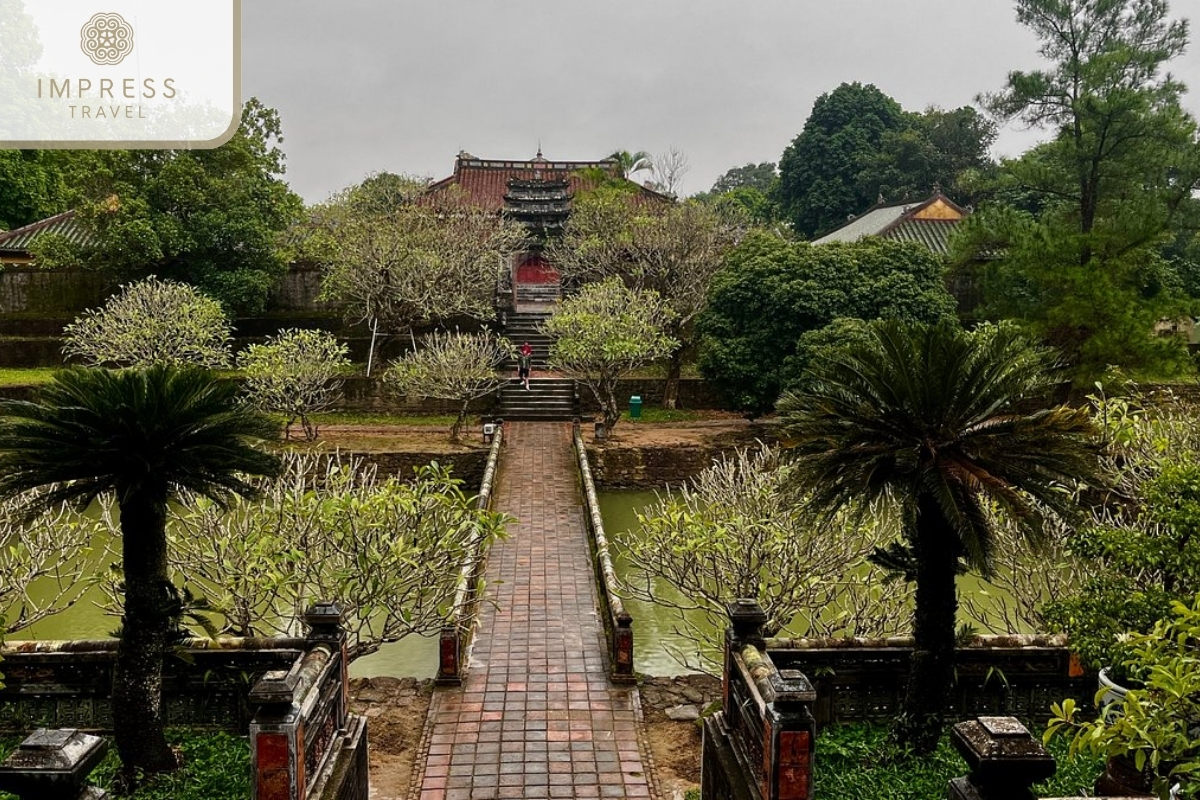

{"left": 413, "top": 422, "right": 655, "bottom": 799}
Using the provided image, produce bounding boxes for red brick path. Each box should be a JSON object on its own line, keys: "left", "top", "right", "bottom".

{"left": 413, "top": 422, "right": 655, "bottom": 799}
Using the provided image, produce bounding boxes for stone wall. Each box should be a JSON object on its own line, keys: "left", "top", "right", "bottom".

{"left": 584, "top": 422, "right": 780, "bottom": 488}
{"left": 0, "top": 267, "right": 112, "bottom": 316}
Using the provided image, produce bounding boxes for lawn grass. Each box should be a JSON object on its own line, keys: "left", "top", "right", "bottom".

{"left": 302, "top": 410, "right": 463, "bottom": 427}
{"left": 620, "top": 406, "right": 708, "bottom": 423}
{"left": 0, "top": 730, "right": 249, "bottom": 800}
{"left": 0, "top": 368, "right": 56, "bottom": 386}
{"left": 812, "top": 722, "right": 1103, "bottom": 800}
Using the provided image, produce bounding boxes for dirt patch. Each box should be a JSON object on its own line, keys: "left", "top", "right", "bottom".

{"left": 640, "top": 674, "right": 721, "bottom": 799}
{"left": 348, "top": 677, "right": 432, "bottom": 800}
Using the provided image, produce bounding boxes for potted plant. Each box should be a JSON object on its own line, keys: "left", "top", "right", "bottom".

{"left": 1046, "top": 595, "right": 1200, "bottom": 800}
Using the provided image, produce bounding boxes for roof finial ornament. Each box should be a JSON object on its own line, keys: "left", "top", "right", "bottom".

{"left": 932, "top": 180, "right": 943, "bottom": 195}
{"left": 877, "top": 189, "right": 885, "bottom": 204}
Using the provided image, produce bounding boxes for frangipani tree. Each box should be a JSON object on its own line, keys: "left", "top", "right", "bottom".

{"left": 62, "top": 276, "right": 232, "bottom": 368}
{"left": 543, "top": 277, "right": 677, "bottom": 432}
{"left": 384, "top": 330, "right": 513, "bottom": 441}
{"left": 238, "top": 328, "right": 351, "bottom": 441}
{"left": 317, "top": 185, "right": 525, "bottom": 374}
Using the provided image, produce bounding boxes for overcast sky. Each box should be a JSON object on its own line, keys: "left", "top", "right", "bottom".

{"left": 241, "top": 1, "right": 1200, "bottom": 205}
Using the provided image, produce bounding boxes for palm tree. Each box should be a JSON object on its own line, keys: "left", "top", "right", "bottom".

{"left": 777, "top": 320, "right": 1100, "bottom": 753}
{"left": 607, "top": 149, "right": 653, "bottom": 179}
{"left": 0, "top": 366, "right": 280, "bottom": 778}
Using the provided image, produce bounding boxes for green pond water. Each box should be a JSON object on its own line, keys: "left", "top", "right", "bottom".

{"left": 16, "top": 523, "right": 437, "bottom": 679}
{"left": 596, "top": 490, "right": 1038, "bottom": 677}
{"left": 16, "top": 490, "right": 1034, "bottom": 681}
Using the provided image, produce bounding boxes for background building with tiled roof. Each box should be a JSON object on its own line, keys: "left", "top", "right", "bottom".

{"left": 812, "top": 191, "right": 968, "bottom": 255}
{"left": 427, "top": 151, "right": 669, "bottom": 303}
{"left": 813, "top": 190, "right": 980, "bottom": 315}
{"left": 0, "top": 210, "right": 92, "bottom": 267}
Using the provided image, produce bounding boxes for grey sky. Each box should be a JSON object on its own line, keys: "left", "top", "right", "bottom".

{"left": 241, "top": 1, "right": 1200, "bottom": 205}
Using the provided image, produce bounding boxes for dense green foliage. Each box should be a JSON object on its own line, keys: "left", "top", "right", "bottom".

{"left": 776, "top": 82, "right": 995, "bottom": 238}
{"left": 0, "top": 366, "right": 279, "bottom": 777}
{"left": 1048, "top": 595, "right": 1200, "bottom": 799}
{"left": 33, "top": 99, "right": 302, "bottom": 315}
{"left": 778, "top": 321, "right": 1101, "bottom": 753}
{"left": 695, "top": 232, "right": 956, "bottom": 415}
{"left": 0, "top": 730, "right": 249, "bottom": 800}
{"left": 814, "top": 723, "right": 1103, "bottom": 800}
{"left": 62, "top": 277, "right": 233, "bottom": 368}
{"left": 961, "top": 0, "right": 1200, "bottom": 380}
{"left": 709, "top": 162, "right": 778, "bottom": 195}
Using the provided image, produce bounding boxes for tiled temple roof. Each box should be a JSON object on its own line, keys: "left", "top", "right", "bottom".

{"left": 813, "top": 193, "right": 968, "bottom": 256}
{"left": 0, "top": 210, "right": 90, "bottom": 253}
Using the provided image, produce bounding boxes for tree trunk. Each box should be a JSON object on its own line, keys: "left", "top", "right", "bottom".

{"left": 894, "top": 492, "right": 960, "bottom": 755}
{"left": 663, "top": 349, "right": 683, "bottom": 410}
{"left": 113, "top": 492, "right": 178, "bottom": 777}
{"left": 450, "top": 399, "right": 470, "bottom": 442}
{"left": 602, "top": 379, "right": 621, "bottom": 433}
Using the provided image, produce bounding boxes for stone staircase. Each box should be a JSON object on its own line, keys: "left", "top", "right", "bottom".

{"left": 495, "top": 377, "right": 577, "bottom": 421}
{"left": 514, "top": 283, "right": 560, "bottom": 305}
{"left": 501, "top": 310, "right": 554, "bottom": 369}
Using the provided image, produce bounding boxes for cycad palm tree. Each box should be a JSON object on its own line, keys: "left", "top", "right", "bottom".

{"left": 777, "top": 320, "right": 1100, "bottom": 753}
{"left": 0, "top": 366, "right": 280, "bottom": 777}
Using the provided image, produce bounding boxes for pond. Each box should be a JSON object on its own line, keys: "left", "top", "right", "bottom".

{"left": 597, "top": 490, "right": 1045, "bottom": 677}
{"left": 17, "top": 525, "right": 438, "bottom": 679}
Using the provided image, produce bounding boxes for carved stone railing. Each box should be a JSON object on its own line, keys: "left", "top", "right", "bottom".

{"left": 574, "top": 422, "right": 635, "bottom": 682}
{"left": 0, "top": 636, "right": 306, "bottom": 733}
{"left": 249, "top": 603, "right": 367, "bottom": 800}
{"left": 436, "top": 425, "right": 504, "bottom": 685}
{"left": 761, "top": 633, "right": 1092, "bottom": 726}
{"left": 702, "top": 599, "right": 817, "bottom": 800}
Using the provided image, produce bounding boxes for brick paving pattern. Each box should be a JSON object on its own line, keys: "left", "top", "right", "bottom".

{"left": 414, "top": 422, "right": 655, "bottom": 799}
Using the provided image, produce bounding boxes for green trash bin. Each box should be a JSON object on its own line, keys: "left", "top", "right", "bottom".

{"left": 629, "top": 395, "right": 642, "bottom": 420}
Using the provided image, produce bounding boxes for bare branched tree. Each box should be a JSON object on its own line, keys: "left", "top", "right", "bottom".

{"left": 317, "top": 185, "right": 526, "bottom": 374}
{"left": 547, "top": 193, "right": 745, "bottom": 407}
{"left": 651, "top": 147, "right": 691, "bottom": 197}
{"left": 0, "top": 492, "right": 103, "bottom": 635}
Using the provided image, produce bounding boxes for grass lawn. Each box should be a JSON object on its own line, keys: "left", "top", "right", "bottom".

{"left": 0, "top": 368, "right": 56, "bottom": 386}
{"left": 620, "top": 406, "right": 709, "bottom": 423}
{"left": 810, "top": 722, "right": 1103, "bottom": 800}
{"left": 0, "top": 730, "right": 249, "bottom": 800}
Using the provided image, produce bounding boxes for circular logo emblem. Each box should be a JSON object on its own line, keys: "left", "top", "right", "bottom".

{"left": 80, "top": 12, "right": 134, "bottom": 66}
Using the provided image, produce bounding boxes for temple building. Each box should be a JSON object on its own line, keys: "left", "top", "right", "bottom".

{"left": 427, "top": 150, "right": 667, "bottom": 303}
{"left": 812, "top": 190, "right": 969, "bottom": 254}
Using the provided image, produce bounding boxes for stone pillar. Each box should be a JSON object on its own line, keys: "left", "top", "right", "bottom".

{"left": 437, "top": 626, "right": 461, "bottom": 685}
{"left": 304, "top": 601, "right": 348, "bottom": 730}
{"left": 0, "top": 728, "right": 109, "bottom": 800}
{"left": 948, "top": 716, "right": 1057, "bottom": 800}
{"left": 723, "top": 599, "right": 768, "bottom": 718}
{"left": 249, "top": 668, "right": 303, "bottom": 800}
{"left": 763, "top": 669, "right": 817, "bottom": 800}
{"left": 613, "top": 610, "right": 634, "bottom": 679}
